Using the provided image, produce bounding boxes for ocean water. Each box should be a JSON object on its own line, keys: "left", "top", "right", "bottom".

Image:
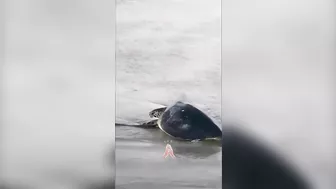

{"left": 116, "top": 0, "right": 222, "bottom": 188}
{"left": 115, "top": 126, "right": 222, "bottom": 189}
{"left": 116, "top": 0, "right": 335, "bottom": 189}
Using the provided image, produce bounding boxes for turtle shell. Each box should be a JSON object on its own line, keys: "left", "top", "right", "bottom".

{"left": 158, "top": 101, "right": 222, "bottom": 140}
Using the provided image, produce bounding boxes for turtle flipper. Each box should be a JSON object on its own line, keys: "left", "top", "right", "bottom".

{"left": 115, "top": 119, "right": 159, "bottom": 129}
{"left": 149, "top": 107, "right": 167, "bottom": 118}
{"left": 140, "top": 119, "right": 159, "bottom": 128}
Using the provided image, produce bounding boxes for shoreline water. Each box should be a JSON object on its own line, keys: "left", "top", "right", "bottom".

{"left": 115, "top": 125, "right": 222, "bottom": 189}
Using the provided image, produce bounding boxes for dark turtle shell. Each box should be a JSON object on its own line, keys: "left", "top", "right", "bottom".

{"left": 158, "top": 101, "right": 222, "bottom": 140}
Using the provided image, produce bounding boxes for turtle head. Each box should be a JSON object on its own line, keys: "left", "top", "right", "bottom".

{"left": 149, "top": 107, "right": 167, "bottom": 118}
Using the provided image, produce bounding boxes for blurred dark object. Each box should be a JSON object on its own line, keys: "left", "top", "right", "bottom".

{"left": 84, "top": 180, "right": 115, "bottom": 189}
{"left": 222, "top": 126, "right": 311, "bottom": 189}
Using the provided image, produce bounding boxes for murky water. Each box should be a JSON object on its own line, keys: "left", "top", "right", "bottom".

{"left": 116, "top": 126, "right": 222, "bottom": 189}
{"left": 116, "top": 0, "right": 222, "bottom": 188}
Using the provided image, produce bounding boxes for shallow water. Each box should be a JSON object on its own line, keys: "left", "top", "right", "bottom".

{"left": 116, "top": 126, "right": 222, "bottom": 189}
{"left": 116, "top": 0, "right": 222, "bottom": 188}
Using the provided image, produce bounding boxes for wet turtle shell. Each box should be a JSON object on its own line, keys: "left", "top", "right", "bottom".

{"left": 156, "top": 101, "right": 222, "bottom": 141}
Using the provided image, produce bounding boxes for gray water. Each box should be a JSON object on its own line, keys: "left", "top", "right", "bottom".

{"left": 116, "top": 0, "right": 222, "bottom": 188}
{"left": 116, "top": 0, "right": 336, "bottom": 189}
{"left": 116, "top": 126, "right": 221, "bottom": 189}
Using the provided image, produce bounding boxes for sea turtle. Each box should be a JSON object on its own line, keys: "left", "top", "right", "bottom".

{"left": 141, "top": 101, "right": 222, "bottom": 141}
